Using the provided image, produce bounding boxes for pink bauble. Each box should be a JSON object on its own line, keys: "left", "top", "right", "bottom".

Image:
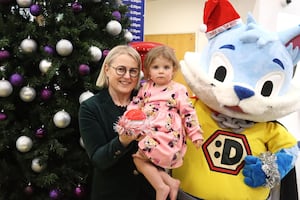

{"left": 0, "top": 112, "right": 7, "bottom": 121}
{"left": 102, "top": 49, "right": 110, "bottom": 57}
{"left": 24, "top": 184, "right": 34, "bottom": 195}
{"left": 72, "top": 2, "right": 82, "bottom": 13}
{"left": 35, "top": 127, "right": 46, "bottom": 138}
{"left": 74, "top": 185, "right": 85, "bottom": 198}
{"left": 40, "top": 88, "right": 53, "bottom": 101}
{"left": 79, "top": 64, "right": 90, "bottom": 76}
{"left": 0, "top": 50, "right": 10, "bottom": 61}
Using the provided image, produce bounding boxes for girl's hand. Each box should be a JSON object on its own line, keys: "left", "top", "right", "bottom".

{"left": 193, "top": 139, "right": 203, "bottom": 149}
{"left": 119, "top": 133, "right": 137, "bottom": 147}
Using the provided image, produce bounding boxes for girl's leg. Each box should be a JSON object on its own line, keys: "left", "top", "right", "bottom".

{"left": 159, "top": 170, "right": 180, "bottom": 200}
{"left": 134, "top": 154, "right": 169, "bottom": 200}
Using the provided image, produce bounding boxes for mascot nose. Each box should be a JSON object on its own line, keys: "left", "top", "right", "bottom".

{"left": 234, "top": 85, "right": 254, "bottom": 100}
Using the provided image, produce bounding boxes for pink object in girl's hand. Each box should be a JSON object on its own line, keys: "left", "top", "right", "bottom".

{"left": 115, "top": 109, "right": 149, "bottom": 136}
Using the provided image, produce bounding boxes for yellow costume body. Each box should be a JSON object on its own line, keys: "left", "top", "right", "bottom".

{"left": 172, "top": 99, "right": 297, "bottom": 200}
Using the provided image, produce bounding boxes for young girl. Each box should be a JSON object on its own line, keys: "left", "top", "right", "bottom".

{"left": 116, "top": 45, "right": 204, "bottom": 200}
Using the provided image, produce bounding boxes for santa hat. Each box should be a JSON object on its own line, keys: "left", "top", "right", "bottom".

{"left": 200, "top": 0, "right": 242, "bottom": 39}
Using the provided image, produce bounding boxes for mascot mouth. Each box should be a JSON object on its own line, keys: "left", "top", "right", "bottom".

{"left": 224, "top": 105, "right": 245, "bottom": 113}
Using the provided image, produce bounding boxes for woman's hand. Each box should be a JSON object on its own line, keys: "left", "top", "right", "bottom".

{"left": 119, "top": 132, "right": 138, "bottom": 147}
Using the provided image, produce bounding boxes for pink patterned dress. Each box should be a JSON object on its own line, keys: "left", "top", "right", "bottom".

{"left": 127, "top": 80, "right": 203, "bottom": 169}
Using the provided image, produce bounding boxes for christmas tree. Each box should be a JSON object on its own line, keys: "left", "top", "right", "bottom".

{"left": 0, "top": 0, "right": 133, "bottom": 199}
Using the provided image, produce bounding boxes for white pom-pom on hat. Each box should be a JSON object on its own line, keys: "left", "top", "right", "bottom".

{"left": 199, "top": 24, "right": 207, "bottom": 33}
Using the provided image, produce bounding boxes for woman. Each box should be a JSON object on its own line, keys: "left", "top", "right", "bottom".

{"left": 116, "top": 46, "right": 204, "bottom": 200}
{"left": 79, "top": 45, "right": 155, "bottom": 200}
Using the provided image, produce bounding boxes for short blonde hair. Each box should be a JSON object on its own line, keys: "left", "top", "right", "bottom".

{"left": 143, "top": 45, "right": 180, "bottom": 79}
{"left": 96, "top": 45, "right": 142, "bottom": 88}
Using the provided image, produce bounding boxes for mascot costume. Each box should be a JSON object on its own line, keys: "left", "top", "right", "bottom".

{"left": 172, "top": 0, "right": 300, "bottom": 200}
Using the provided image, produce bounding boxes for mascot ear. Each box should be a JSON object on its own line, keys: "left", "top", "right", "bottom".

{"left": 278, "top": 26, "right": 300, "bottom": 66}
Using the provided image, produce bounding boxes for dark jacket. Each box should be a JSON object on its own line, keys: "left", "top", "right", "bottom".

{"left": 79, "top": 88, "right": 155, "bottom": 200}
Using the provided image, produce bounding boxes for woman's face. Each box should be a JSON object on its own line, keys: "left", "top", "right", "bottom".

{"left": 105, "top": 54, "right": 139, "bottom": 95}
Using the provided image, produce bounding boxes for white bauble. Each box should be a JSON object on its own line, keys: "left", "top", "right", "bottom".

{"left": 106, "top": 20, "right": 122, "bottom": 36}
{"left": 140, "top": 70, "right": 144, "bottom": 80}
{"left": 89, "top": 46, "right": 102, "bottom": 62}
{"left": 16, "top": 0, "right": 32, "bottom": 7}
{"left": 53, "top": 110, "right": 71, "bottom": 128}
{"left": 79, "top": 91, "right": 94, "bottom": 104}
{"left": 16, "top": 136, "right": 33, "bottom": 153}
{"left": 39, "top": 59, "right": 52, "bottom": 73}
{"left": 79, "top": 137, "right": 85, "bottom": 148}
{"left": 56, "top": 39, "right": 73, "bottom": 56}
{"left": 20, "top": 86, "right": 36, "bottom": 102}
{"left": 124, "top": 30, "right": 133, "bottom": 42}
{"left": 20, "top": 38, "right": 37, "bottom": 53}
{"left": 0, "top": 79, "right": 13, "bottom": 97}
{"left": 31, "top": 158, "right": 45, "bottom": 173}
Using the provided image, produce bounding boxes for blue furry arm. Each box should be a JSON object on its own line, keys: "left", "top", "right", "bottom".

{"left": 242, "top": 145, "right": 298, "bottom": 188}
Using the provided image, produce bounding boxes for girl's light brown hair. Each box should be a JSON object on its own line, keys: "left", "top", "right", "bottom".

{"left": 143, "top": 45, "right": 180, "bottom": 79}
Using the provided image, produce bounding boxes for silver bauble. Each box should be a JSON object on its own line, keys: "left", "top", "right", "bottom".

{"left": 20, "top": 86, "right": 36, "bottom": 102}
{"left": 16, "top": 0, "right": 32, "bottom": 7}
{"left": 79, "top": 91, "right": 94, "bottom": 104}
{"left": 89, "top": 46, "right": 102, "bottom": 62}
{"left": 124, "top": 30, "right": 133, "bottom": 42}
{"left": 16, "top": 135, "right": 33, "bottom": 153}
{"left": 20, "top": 38, "right": 37, "bottom": 53}
{"left": 56, "top": 39, "right": 73, "bottom": 56}
{"left": 0, "top": 79, "right": 13, "bottom": 97}
{"left": 53, "top": 110, "right": 71, "bottom": 128}
{"left": 39, "top": 59, "right": 52, "bottom": 73}
{"left": 31, "top": 158, "right": 45, "bottom": 173}
{"left": 106, "top": 20, "right": 122, "bottom": 36}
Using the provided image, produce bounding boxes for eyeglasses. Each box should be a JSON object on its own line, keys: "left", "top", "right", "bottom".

{"left": 111, "top": 65, "right": 140, "bottom": 78}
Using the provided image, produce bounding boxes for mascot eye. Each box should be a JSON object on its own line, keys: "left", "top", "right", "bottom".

{"left": 214, "top": 66, "right": 227, "bottom": 82}
{"left": 209, "top": 52, "right": 233, "bottom": 83}
{"left": 256, "top": 72, "right": 284, "bottom": 97}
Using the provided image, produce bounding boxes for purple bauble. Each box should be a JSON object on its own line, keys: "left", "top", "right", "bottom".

{"left": 30, "top": 4, "right": 41, "bottom": 16}
{"left": 0, "top": 50, "right": 10, "bottom": 61}
{"left": 79, "top": 64, "right": 90, "bottom": 76}
{"left": 112, "top": 10, "right": 121, "bottom": 21}
{"left": 40, "top": 88, "right": 53, "bottom": 101}
{"left": 44, "top": 45, "right": 55, "bottom": 55}
{"left": 0, "top": 0, "right": 13, "bottom": 5}
{"left": 49, "top": 189, "right": 60, "bottom": 199}
{"left": 102, "top": 49, "right": 110, "bottom": 57}
{"left": 74, "top": 185, "right": 85, "bottom": 198}
{"left": 0, "top": 112, "right": 7, "bottom": 121}
{"left": 72, "top": 2, "right": 82, "bottom": 13}
{"left": 24, "top": 184, "right": 33, "bottom": 195}
{"left": 35, "top": 127, "right": 46, "bottom": 138}
{"left": 9, "top": 73, "right": 24, "bottom": 86}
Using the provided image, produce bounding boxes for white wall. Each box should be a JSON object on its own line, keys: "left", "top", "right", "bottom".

{"left": 144, "top": 0, "right": 300, "bottom": 50}
{"left": 144, "top": 0, "right": 300, "bottom": 197}
{"left": 144, "top": 0, "right": 256, "bottom": 35}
